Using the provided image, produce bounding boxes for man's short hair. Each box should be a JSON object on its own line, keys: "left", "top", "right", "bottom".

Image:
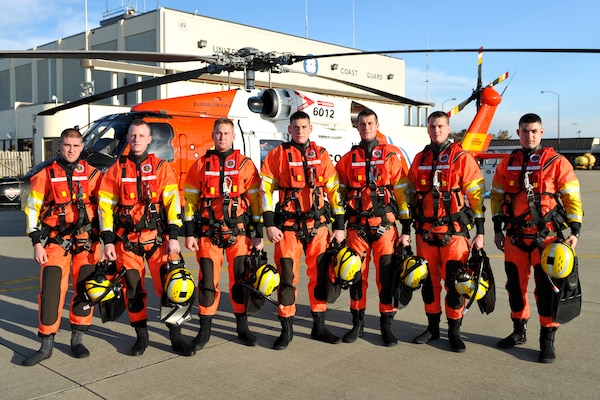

{"left": 427, "top": 110, "right": 450, "bottom": 124}
{"left": 518, "top": 113, "right": 542, "bottom": 125}
{"left": 60, "top": 128, "right": 82, "bottom": 141}
{"left": 128, "top": 119, "right": 151, "bottom": 134}
{"left": 357, "top": 108, "right": 378, "bottom": 122}
{"left": 290, "top": 111, "right": 310, "bottom": 123}
{"left": 213, "top": 117, "right": 234, "bottom": 131}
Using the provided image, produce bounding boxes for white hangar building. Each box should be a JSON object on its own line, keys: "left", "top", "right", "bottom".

{"left": 0, "top": 5, "right": 430, "bottom": 167}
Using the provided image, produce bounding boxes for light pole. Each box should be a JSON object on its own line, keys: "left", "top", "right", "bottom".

{"left": 442, "top": 97, "right": 456, "bottom": 111}
{"left": 541, "top": 90, "right": 560, "bottom": 152}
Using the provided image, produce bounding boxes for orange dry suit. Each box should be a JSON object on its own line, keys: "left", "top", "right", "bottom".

{"left": 490, "top": 146, "right": 583, "bottom": 327}
{"left": 336, "top": 139, "right": 409, "bottom": 313}
{"left": 25, "top": 158, "right": 101, "bottom": 336}
{"left": 183, "top": 149, "right": 262, "bottom": 315}
{"left": 261, "top": 140, "right": 345, "bottom": 317}
{"left": 98, "top": 152, "right": 182, "bottom": 325}
{"left": 407, "top": 141, "right": 485, "bottom": 319}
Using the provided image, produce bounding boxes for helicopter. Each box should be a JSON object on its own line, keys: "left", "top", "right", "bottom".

{"left": 1, "top": 42, "right": 598, "bottom": 208}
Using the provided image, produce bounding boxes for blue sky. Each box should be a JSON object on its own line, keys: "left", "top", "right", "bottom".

{"left": 1, "top": 0, "right": 599, "bottom": 139}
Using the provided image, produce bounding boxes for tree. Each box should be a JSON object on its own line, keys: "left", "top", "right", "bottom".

{"left": 494, "top": 129, "right": 511, "bottom": 140}
{"left": 449, "top": 129, "right": 467, "bottom": 142}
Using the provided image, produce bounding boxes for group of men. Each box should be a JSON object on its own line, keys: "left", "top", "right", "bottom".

{"left": 22, "top": 108, "right": 583, "bottom": 366}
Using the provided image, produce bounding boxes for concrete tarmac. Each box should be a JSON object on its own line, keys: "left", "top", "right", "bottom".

{"left": 1, "top": 171, "right": 599, "bottom": 400}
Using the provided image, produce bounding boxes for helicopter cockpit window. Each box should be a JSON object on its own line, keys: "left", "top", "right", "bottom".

{"left": 260, "top": 140, "right": 281, "bottom": 166}
{"left": 148, "top": 123, "right": 175, "bottom": 161}
{"left": 82, "top": 118, "right": 129, "bottom": 170}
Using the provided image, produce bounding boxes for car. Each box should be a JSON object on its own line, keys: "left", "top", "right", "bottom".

{"left": 0, "top": 176, "right": 24, "bottom": 208}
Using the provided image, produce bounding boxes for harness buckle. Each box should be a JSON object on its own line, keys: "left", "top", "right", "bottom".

{"left": 60, "top": 238, "right": 73, "bottom": 251}
{"left": 375, "top": 225, "right": 387, "bottom": 237}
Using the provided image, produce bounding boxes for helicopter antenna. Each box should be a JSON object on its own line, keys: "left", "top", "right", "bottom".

{"left": 305, "top": 0, "right": 309, "bottom": 38}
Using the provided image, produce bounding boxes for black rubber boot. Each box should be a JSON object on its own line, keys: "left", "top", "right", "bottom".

{"left": 380, "top": 312, "right": 398, "bottom": 347}
{"left": 167, "top": 323, "right": 195, "bottom": 356}
{"left": 343, "top": 309, "right": 365, "bottom": 343}
{"left": 70, "top": 329, "right": 90, "bottom": 359}
{"left": 497, "top": 318, "right": 528, "bottom": 349}
{"left": 131, "top": 326, "right": 149, "bottom": 356}
{"left": 22, "top": 334, "right": 55, "bottom": 366}
{"left": 413, "top": 313, "right": 441, "bottom": 344}
{"left": 448, "top": 318, "right": 466, "bottom": 353}
{"left": 192, "top": 315, "right": 213, "bottom": 351}
{"left": 235, "top": 313, "right": 258, "bottom": 347}
{"left": 273, "top": 316, "right": 294, "bottom": 350}
{"left": 539, "top": 327, "right": 557, "bottom": 363}
{"left": 310, "top": 312, "right": 341, "bottom": 344}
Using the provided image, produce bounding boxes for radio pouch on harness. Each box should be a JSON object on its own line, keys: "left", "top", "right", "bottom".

{"left": 552, "top": 256, "right": 582, "bottom": 324}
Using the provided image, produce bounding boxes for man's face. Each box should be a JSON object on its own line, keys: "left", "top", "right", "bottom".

{"left": 60, "top": 136, "right": 84, "bottom": 163}
{"left": 212, "top": 123, "right": 235, "bottom": 152}
{"left": 288, "top": 117, "right": 312, "bottom": 144}
{"left": 427, "top": 116, "right": 451, "bottom": 145}
{"left": 357, "top": 114, "right": 379, "bottom": 142}
{"left": 517, "top": 122, "right": 544, "bottom": 150}
{"left": 127, "top": 123, "right": 152, "bottom": 155}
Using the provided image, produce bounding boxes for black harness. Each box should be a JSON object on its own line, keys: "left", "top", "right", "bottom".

{"left": 41, "top": 167, "right": 99, "bottom": 256}
{"left": 114, "top": 156, "right": 166, "bottom": 259}
{"left": 500, "top": 150, "right": 569, "bottom": 252}
{"left": 413, "top": 146, "right": 474, "bottom": 247}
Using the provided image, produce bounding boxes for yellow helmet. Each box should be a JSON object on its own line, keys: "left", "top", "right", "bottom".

{"left": 455, "top": 270, "right": 489, "bottom": 301}
{"left": 334, "top": 247, "right": 362, "bottom": 285}
{"left": 164, "top": 268, "right": 196, "bottom": 304}
{"left": 85, "top": 274, "right": 116, "bottom": 302}
{"left": 401, "top": 255, "right": 429, "bottom": 289}
{"left": 252, "top": 263, "right": 280, "bottom": 296}
{"left": 541, "top": 241, "right": 575, "bottom": 279}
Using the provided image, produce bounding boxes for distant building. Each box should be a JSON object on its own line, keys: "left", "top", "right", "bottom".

{"left": 489, "top": 137, "right": 600, "bottom": 166}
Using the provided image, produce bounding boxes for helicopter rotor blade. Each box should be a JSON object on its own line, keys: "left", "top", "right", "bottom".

{"left": 490, "top": 71, "right": 509, "bottom": 87}
{"left": 284, "top": 69, "right": 432, "bottom": 106}
{"left": 291, "top": 47, "right": 600, "bottom": 63}
{"left": 447, "top": 94, "right": 477, "bottom": 117}
{"left": 0, "top": 50, "right": 217, "bottom": 63}
{"left": 38, "top": 66, "right": 213, "bottom": 116}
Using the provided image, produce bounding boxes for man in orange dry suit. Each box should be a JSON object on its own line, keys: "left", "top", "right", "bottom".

{"left": 491, "top": 113, "right": 583, "bottom": 363}
{"left": 23, "top": 128, "right": 101, "bottom": 366}
{"left": 99, "top": 119, "right": 193, "bottom": 356}
{"left": 336, "top": 108, "right": 410, "bottom": 346}
{"left": 183, "top": 117, "right": 264, "bottom": 350}
{"left": 261, "top": 110, "right": 346, "bottom": 350}
{"left": 401, "top": 110, "right": 485, "bottom": 352}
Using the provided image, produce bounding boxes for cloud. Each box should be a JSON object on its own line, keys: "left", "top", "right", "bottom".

{"left": 0, "top": 0, "right": 91, "bottom": 49}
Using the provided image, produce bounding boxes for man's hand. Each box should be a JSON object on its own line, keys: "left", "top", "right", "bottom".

{"left": 103, "top": 243, "right": 117, "bottom": 261}
{"left": 565, "top": 234, "right": 579, "bottom": 250}
{"left": 494, "top": 232, "right": 505, "bottom": 252}
{"left": 33, "top": 243, "right": 48, "bottom": 265}
{"left": 267, "top": 226, "right": 283, "bottom": 243}
{"left": 252, "top": 238, "right": 264, "bottom": 251}
{"left": 331, "top": 229, "right": 346, "bottom": 244}
{"left": 471, "top": 233, "right": 484, "bottom": 251}
{"left": 167, "top": 238, "right": 181, "bottom": 255}
{"left": 185, "top": 236, "right": 199, "bottom": 251}
{"left": 397, "top": 233, "right": 411, "bottom": 249}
